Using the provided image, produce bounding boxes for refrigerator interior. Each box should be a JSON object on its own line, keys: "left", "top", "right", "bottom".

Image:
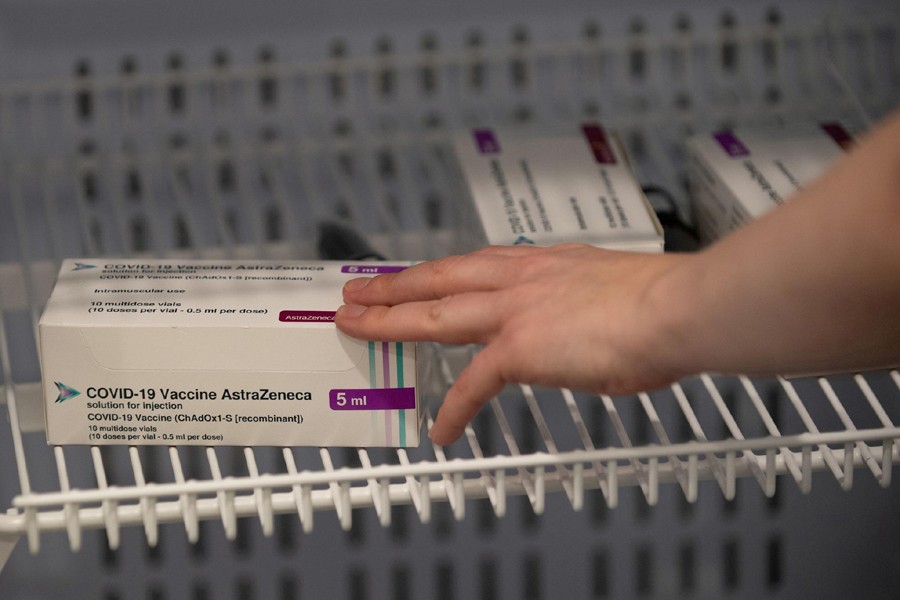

{"left": 1, "top": 0, "right": 900, "bottom": 598}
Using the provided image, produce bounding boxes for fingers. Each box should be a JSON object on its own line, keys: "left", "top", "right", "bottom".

{"left": 471, "top": 244, "right": 545, "bottom": 257}
{"left": 342, "top": 250, "right": 526, "bottom": 306}
{"left": 335, "top": 291, "right": 505, "bottom": 344}
{"left": 428, "top": 345, "right": 507, "bottom": 445}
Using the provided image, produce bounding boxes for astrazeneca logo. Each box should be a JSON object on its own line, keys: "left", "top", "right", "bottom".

{"left": 73, "top": 263, "right": 97, "bottom": 271}
{"left": 54, "top": 382, "right": 81, "bottom": 403}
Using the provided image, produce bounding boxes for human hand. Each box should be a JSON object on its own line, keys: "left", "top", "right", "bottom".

{"left": 335, "top": 244, "right": 695, "bottom": 445}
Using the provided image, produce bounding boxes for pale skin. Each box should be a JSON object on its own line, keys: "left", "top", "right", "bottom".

{"left": 336, "top": 108, "right": 900, "bottom": 445}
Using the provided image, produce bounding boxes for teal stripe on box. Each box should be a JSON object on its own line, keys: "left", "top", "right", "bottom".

{"left": 383, "top": 342, "right": 392, "bottom": 446}
{"left": 368, "top": 341, "right": 377, "bottom": 440}
{"left": 397, "top": 342, "right": 406, "bottom": 447}
{"left": 367, "top": 341, "right": 376, "bottom": 386}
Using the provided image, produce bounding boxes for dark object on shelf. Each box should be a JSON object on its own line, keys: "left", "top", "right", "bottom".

{"left": 317, "top": 221, "right": 387, "bottom": 260}
{"left": 642, "top": 184, "right": 700, "bottom": 253}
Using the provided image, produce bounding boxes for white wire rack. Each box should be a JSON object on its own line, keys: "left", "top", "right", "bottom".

{"left": 1, "top": 8, "right": 899, "bottom": 574}
{"left": 2, "top": 350, "right": 899, "bottom": 569}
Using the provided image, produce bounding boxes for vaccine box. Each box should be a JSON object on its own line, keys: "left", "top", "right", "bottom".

{"left": 39, "top": 259, "right": 420, "bottom": 447}
{"left": 452, "top": 124, "right": 664, "bottom": 252}
{"left": 687, "top": 121, "right": 853, "bottom": 244}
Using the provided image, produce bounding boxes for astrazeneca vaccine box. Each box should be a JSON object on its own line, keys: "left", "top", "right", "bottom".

{"left": 687, "top": 121, "right": 853, "bottom": 244}
{"left": 39, "top": 260, "right": 420, "bottom": 447}
{"left": 452, "top": 124, "right": 664, "bottom": 252}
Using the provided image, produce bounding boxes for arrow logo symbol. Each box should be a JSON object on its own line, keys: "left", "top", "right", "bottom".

{"left": 73, "top": 263, "right": 96, "bottom": 271}
{"left": 54, "top": 382, "right": 81, "bottom": 403}
{"left": 513, "top": 235, "right": 535, "bottom": 245}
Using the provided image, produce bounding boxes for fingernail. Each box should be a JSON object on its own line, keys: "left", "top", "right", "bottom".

{"left": 337, "top": 304, "right": 367, "bottom": 318}
{"left": 343, "top": 277, "right": 372, "bottom": 293}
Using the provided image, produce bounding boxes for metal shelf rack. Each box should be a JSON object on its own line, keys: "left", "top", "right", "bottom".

{"left": 1, "top": 4, "right": 899, "bottom": 591}
{"left": 3, "top": 351, "right": 900, "bottom": 568}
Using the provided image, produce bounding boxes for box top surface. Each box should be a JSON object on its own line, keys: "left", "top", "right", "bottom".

{"left": 688, "top": 122, "right": 850, "bottom": 183}
{"left": 453, "top": 124, "right": 663, "bottom": 250}
{"left": 41, "top": 259, "right": 413, "bottom": 327}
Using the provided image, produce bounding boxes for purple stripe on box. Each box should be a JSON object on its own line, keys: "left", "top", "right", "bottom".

{"left": 329, "top": 387, "right": 416, "bottom": 411}
{"left": 713, "top": 131, "right": 751, "bottom": 157}
{"left": 382, "top": 342, "right": 391, "bottom": 387}
{"left": 820, "top": 122, "right": 854, "bottom": 151}
{"left": 473, "top": 129, "right": 501, "bottom": 154}
{"left": 382, "top": 342, "right": 392, "bottom": 445}
{"left": 341, "top": 265, "right": 408, "bottom": 275}
{"left": 581, "top": 123, "right": 618, "bottom": 164}
{"left": 279, "top": 310, "right": 335, "bottom": 322}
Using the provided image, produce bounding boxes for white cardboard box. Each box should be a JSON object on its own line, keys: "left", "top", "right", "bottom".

{"left": 39, "top": 259, "right": 420, "bottom": 447}
{"left": 452, "top": 124, "right": 664, "bottom": 252}
{"left": 687, "top": 122, "right": 853, "bottom": 244}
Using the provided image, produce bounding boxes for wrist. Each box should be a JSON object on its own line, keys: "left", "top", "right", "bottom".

{"left": 640, "top": 251, "right": 712, "bottom": 384}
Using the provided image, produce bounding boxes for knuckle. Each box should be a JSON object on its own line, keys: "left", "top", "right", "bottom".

{"left": 358, "top": 305, "right": 386, "bottom": 328}
{"left": 423, "top": 255, "right": 467, "bottom": 297}
{"left": 516, "top": 253, "right": 554, "bottom": 278}
{"left": 376, "top": 272, "right": 401, "bottom": 292}
{"left": 339, "top": 305, "right": 389, "bottom": 339}
{"left": 426, "top": 295, "right": 454, "bottom": 326}
{"left": 428, "top": 254, "right": 464, "bottom": 277}
{"left": 552, "top": 242, "right": 591, "bottom": 252}
{"left": 360, "top": 273, "right": 390, "bottom": 297}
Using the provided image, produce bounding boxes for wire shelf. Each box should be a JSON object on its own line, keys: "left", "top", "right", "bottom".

{"left": 1, "top": 11, "right": 899, "bottom": 569}
{"left": 2, "top": 358, "right": 899, "bottom": 559}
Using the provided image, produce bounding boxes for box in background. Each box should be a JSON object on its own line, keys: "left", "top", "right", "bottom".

{"left": 452, "top": 124, "right": 664, "bottom": 253}
{"left": 39, "top": 259, "right": 421, "bottom": 447}
{"left": 687, "top": 121, "right": 853, "bottom": 244}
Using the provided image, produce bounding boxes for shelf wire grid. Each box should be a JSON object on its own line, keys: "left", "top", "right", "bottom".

{"left": 0, "top": 13, "right": 899, "bottom": 567}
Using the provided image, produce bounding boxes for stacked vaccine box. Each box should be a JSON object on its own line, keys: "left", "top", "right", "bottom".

{"left": 452, "top": 124, "right": 664, "bottom": 252}
{"left": 687, "top": 121, "right": 853, "bottom": 243}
